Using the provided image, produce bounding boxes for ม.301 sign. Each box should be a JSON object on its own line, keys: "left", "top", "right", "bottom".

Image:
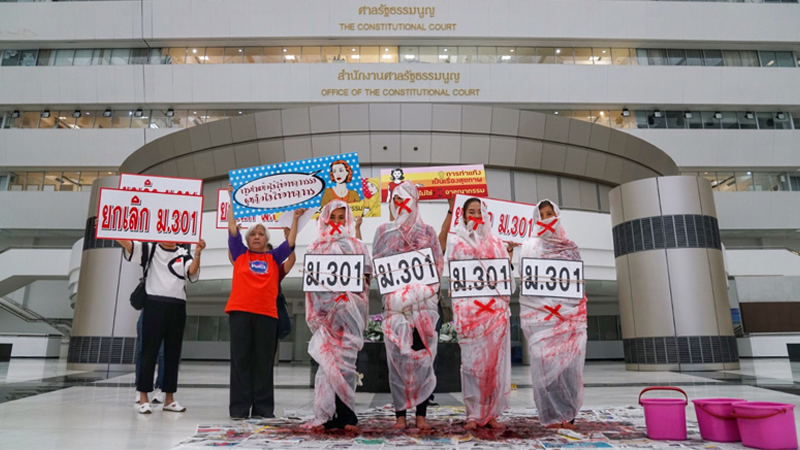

{"left": 449, "top": 259, "right": 513, "bottom": 298}
{"left": 520, "top": 258, "right": 584, "bottom": 299}
{"left": 302, "top": 254, "right": 366, "bottom": 293}
{"left": 374, "top": 248, "right": 439, "bottom": 295}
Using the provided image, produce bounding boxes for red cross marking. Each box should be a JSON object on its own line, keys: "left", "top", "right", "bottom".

{"left": 536, "top": 218, "right": 558, "bottom": 236}
{"left": 327, "top": 221, "right": 343, "bottom": 235}
{"left": 394, "top": 198, "right": 412, "bottom": 214}
{"left": 474, "top": 299, "right": 496, "bottom": 315}
{"left": 468, "top": 216, "right": 484, "bottom": 231}
{"left": 334, "top": 293, "right": 349, "bottom": 303}
{"left": 544, "top": 304, "right": 564, "bottom": 321}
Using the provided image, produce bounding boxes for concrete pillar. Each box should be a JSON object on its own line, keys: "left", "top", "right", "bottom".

{"left": 609, "top": 176, "right": 739, "bottom": 371}
{"left": 67, "top": 177, "right": 141, "bottom": 371}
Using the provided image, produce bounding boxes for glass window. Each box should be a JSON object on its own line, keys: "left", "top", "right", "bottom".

{"left": 301, "top": 47, "right": 321, "bottom": 63}
{"left": 17, "top": 50, "right": 37, "bottom": 67}
{"left": 722, "top": 50, "right": 742, "bottom": 67}
{"left": 360, "top": 46, "right": 379, "bottom": 63}
{"left": 633, "top": 110, "right": 649, "bottom": 129}
{"left": 9, "top": 173, "right": 25, "bottom": 191}
{"left": 555, "top": 48, "right": 573, "bottom": 64}
{"left": 167, "top": 48, "right": 187, "bottom": 64}
{"left": 739, "top": 50, "right": 759, "bottom": 67}
{"left": 736, "top": 172, "right": 754, "bottom": 191}
{"left": 55, "top": 111, "right": 76, "bottom": 129}
{"left": 572, "top": 111, "right": 592, "bottom": 122}
{"left": 592, "top": 48, "right": 612, "bottom": 65}
{"left": 611, "top": 48, "right": 632, "bottom": 65}
{"left": 224, "top": 48, "right": 244, "bottom": 64}
{"left": 38, "top": 113, "right": 56, "bottom": 129}
{"left": 647, "top": 49, "right": 667, "bottom": 66}
{"left": 683, "top": 111, "right": 702, "bottom": 129}
{"left": 516, "top": 47, "right": 536, "bottom": 64}
{"left": 204, "top": 110, "right": 225, "bottom": 123}
{"left": 2, "top": 50, "right": 21, "bottom": 66}
{"left": 183, "top": 316, "right": 199, "bottom": 341}
{"left": 322, "top": 46, "right": 342, "bottom": 63}
{"left": 720, "top": 112, "right": 738, "bottom": 129}
{"left": 793, "top": 115, "right": 800, "bottom": 130}
{"left": 737, "top": 112, "right": 757, "bottom": 129}
{"left": 456, "top": 47, "right": 476, "bottom": 64}
{"left": 72, "top": 49, "right": 93, "bottom": 66}
{"left": 75, "top": 111, "right": 94, "bottom": 129}
{"left": 418, "top": 47, "right": 437, "bottom": 64}
{"left": 591, "top": 111, "right": 610, "bottom": 127}
{"left": 598, "top": 316, "right": 620, "bottom": 340}
{"left": 91, "top": 49, "right": 111, "bottom": 66}
{"left": 774, "top": 112, "right": 792, "bottom": 129}
{"left": 587, "top": 316, "right": 599, "bottom": 341}
{"left": 751, "top": 173, "right": 773, "bottom": 192}
{"left": 109, "top": 49, "right": 130, "bottom": 65}
{"left": 263, "top": 47, "right": 281, "bottom": 64}
{"left": 498, "top": 47, "right": 516, "bottom": 63}
{"left": 147, "top": 48, "right": 166, "bottom": 65}
{"left": 380, "top": 46, "right": 397, "bottom": 63}
{"left": 186, "top": 110, "right": 202, "bottom": 128}
{"left": 776, "top": 51, "right": 796, "bottom": 67}
{"left": 93, "top": 113, "right": 112, "bottom": 129}
{"left": 701, "top": 111, "right": 722, "bottom": 129}
{"left": 204, "top": 47, "right": 224, "bottom": 64}
{"left": 701, "top": 172, "right": 718, "bottom": 191}
{"left": 25, "top": 173, "right": 43, "bottom": 191}
{"left": 647, "top": 111, "right": 667, "bottom": 129}
{"left": 198, "top": 316, "right": 220, "bottom": 341}
{"left": 665, "top": 111, "right": 686, "bottom": 129}
{"left": 21, "top": 111, "right": 39, "bottom": 128}
{"left": 186, "top": 48, "right": 204, "bottom": 64}
{"left": 36, "top": 50, "right": 55, "bottom": 66}
{"left": 130, "top": 110, "right": 150, "bottom": 129}
{"left": 609, "top": 110, "right": 632, "bottom": 129}
{"left": 55, "top": 49, "right": 75, "bottom": 66}
{"left": 148, "top": 110, "right": 172, "bottom": 129}
{"left": 43, "top": 172, "right": 60, "bottom": 191}
{"left": 282, "top": 47, "right": 300, "bottom": 63}
{"left": 759, "top": 51, "right": 777, "bottom": 67}
{"left": 169, "top": 110, "right": 189, "bottom": 129}
{"left": 435, "top": 47, "right": 452, "bottom": 64}
{"left": 666, "top": 49, "right": 686, "bottom": 66}
{"left": 219, "top": 316, "right": 230, "bottom": 341}
{"left": 573, "top": 48, "right": 593, "bottom": 65}
{"left": 757, "top": 112, "right": 775, "bottom": 129}
{"left": 60, "top": 172, "right": 81, "bottom": 191}
{"left": 685, "top": 49, "right": 704, "bottom": 66}
{"left": 398, "top": 46, "right": 418, "bottom": 63}
{"left": 704, "top": 50, "right": 723, "bottom": 67}
{"left": 130, "top": 49, "right": 148, "bottom": 64}
{"left": 716, "top": 172, "right": 736, "bottom": 192}
{"left": 535, "top": 48, "right": 555, "bottom": 64}
{"left": 243, "top": 47, "right": 261, "bottom": 64}
{"left": 477, "top": 47, "right": 496, "bottom": 64}
{"left": 80, "top": 171, "right": 100, "bottom": 190}
{"left": 225, "top": 109, "right": 245, "bottom": 119}
{"left": 112, "top": 111, "right": 132, "bottom": 129}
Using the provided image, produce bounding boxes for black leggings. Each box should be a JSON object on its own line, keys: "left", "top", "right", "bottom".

{"left": 136, "top": 299, "right": 186, "bottom": 393}
{"left": 324, "top": 395, "right": 358, "bottom": 429}
{"left": 396, "top": 327, "right": 434, "bottom": 418}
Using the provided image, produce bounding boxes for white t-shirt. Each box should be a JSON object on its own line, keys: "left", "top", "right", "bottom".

{"left": 124, "top": 242, "right": 199, "bottom": 303}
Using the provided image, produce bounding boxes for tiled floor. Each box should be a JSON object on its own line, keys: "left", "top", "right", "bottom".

{"left": 1, "top": 358, "right": 799, "bottom": 450}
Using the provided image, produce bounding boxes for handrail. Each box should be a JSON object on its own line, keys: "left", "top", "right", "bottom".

{"left": 0, "top": 296, "right": 72, "bottom": 336}
{"left": 0, "top": 246, "right": 72, "bottom": 256}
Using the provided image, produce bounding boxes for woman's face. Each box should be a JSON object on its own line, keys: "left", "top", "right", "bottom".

{"left": 367, "top": 182, "right": 378, "bottom": 194}
{"left": 391, "top": 170, "right": 402, "bottom": 180}
{"left": 331, "top": 164, "right": 348, "bottom": 184}
{"left": 328, "top": 207, "right": 346, "bottom": 224}
{"left": 464, "top": 200, "right": 482, "bottom": 223}
{"left": 539, "top": 204, "right": 556, "bottom": 220}
{"left": 247, "top": 225, "right": 268, "bottom": 251}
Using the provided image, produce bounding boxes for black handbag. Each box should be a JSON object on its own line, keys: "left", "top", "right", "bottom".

{"left": 276, "top": 286, "right": 292, "bottom": 340}
{"left": 130, "top": 243, "right": 156, "bottom": 311}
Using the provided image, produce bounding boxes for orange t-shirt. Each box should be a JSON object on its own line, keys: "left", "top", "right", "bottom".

{"left": 225, "top": 232, "right": 292, "bottom": 318}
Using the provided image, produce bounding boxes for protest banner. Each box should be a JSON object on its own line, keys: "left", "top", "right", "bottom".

{"left": 215, "top": 189, "right": 282, "bottom": 229}
{"left": 380, "top": 164, "right": 487, "bottom": 202}
{"left": 118, "top": 173, "right": 203, "bottom": 196}
{"left": 448, "top": 194, "right": 537, "bottom": 244}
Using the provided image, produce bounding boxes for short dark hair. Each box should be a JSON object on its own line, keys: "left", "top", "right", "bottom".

{"left": 538, "top": 200, "right": 554, "bottom": 211}
{"left": 390, "top": 168, "right": 405, "bottom": 181}
{"left": 462, "top": 197, "right": 482, "bottom": 222}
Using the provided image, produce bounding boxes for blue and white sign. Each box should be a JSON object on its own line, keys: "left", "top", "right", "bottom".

{"left": 228, "top": 152, "right": 364, "bottom": 219}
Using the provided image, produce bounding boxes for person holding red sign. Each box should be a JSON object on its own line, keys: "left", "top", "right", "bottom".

{"left": 518, "top": 200, "right": 588, "bottom": 429}
{"left": 372, "top": 181, "right": 444, "bottom": 430}
{"left": 225, "top": 185, "right": 305, "bottom": 420}
{"left": 445, "top": 197, "right": 512, "bottom": 430}
{"left": 305, "top": 200, "right": 373, "bottom": 432}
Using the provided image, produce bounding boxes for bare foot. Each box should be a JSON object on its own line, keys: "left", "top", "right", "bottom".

{"left": 487, "top": 418, "right": 505, "bottom": 430}
{"left": 312, "top": 425, "right": 326, "bottom": 433}
{"left": 416, "top": 416, "right": 431, "bottom": 430}
{"left": 464, "top": 420, "right": 478, "bottom": 430}
{"left": 344, "top": 424, "right": 359, "bottom": 433}
{"left": 391, "top": 416, "right": 407, "bottom": 429}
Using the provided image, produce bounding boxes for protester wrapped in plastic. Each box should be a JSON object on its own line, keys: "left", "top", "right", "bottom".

{"left": 518, "top": 199, "right": 588, "bottom": 428}
{"left": 305, "top": 200, "right": 372, "bottom": 430}
{"left": 372, "top": 181, "right": 444, "bottom": 427}
{"left": 446, "top": 197, "right": 513, "bottom": 428}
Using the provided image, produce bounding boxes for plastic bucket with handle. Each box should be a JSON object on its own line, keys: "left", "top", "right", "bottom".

{"left": 731, "top": 402, "right": 798, "bottom": 450}
{"left": 693, "top": 398, "right": 746, "bottom": 442}
{"left": 639, "top": 387, "right": 688, "bottom": 440}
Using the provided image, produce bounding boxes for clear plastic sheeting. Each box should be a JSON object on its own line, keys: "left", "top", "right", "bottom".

{"left": 446, "top": 199, "right": 513, "bottom": 426}
{"left": 518, "top": 200, "right": 588, "bottom": 426}
{"left": 372, "top": 181, "right": 444, "bottom": 412}
{"left": 305, "top": 200, "right": 373, "bottom": 426}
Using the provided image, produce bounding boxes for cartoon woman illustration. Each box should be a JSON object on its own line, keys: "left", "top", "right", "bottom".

{"left": 382, "top": 168, "right": 423, "bottom": 202}
{"left": 320, "top": 160, "right": 362, "bottom": 208}
{"left": 362, "top": 179, "right": 381, "bottom": 218}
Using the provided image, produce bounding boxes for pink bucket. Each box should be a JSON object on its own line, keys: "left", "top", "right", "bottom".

{"left": 731, "top": 402, "right": 798, "bottom": 450}
{"left": 639, "top": 387, "right": 688, "bottom": 440}
{"left": 693, "top": 398, "right": 746, "bottom": 442}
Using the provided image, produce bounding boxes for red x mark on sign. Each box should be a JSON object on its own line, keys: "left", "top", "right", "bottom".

{"left": 468, "top": 216, "right": 484, "bottom": 231}
{"left": 334, "top": 293, "right": 349, "bottom": 303}
{"left": 394, "top": 198, "right": 412, "bottom": 214}
{"left": 536, "top": 218, "right": 558, "bottom": 236}
{"left": 544, "top": 304, "right": 564, "bottom": 321}
{"left": 474, "top": 299, "right": 496, "bottom": 315}
{"left": 327, "top": 221, "right": 343, "bottom": 235}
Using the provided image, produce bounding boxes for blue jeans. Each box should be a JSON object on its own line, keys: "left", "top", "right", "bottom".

{"left": 135, "top": 311, "right": 165, "bottom": 390}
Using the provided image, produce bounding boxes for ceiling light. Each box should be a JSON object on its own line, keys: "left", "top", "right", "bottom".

{"left": 103, "top": 109, "right": 112, "bottom": 118}
{"left": 72, "top": 110, "right": 81, "bottom": 118}
{"left": 554, "top": 111, "right": 559, "bottom": 115}
{"left": 747, "top": 172, "right": 752, "bottom": 175}
{"left": 599, "top": 111, "right": 605, "bottom": 116}
{"left": 41, "top": 111, "right": 51, "bottom": 118}
{"left": 193, "top": 111, "right": 197, "bottom": 114}
{"left": 385, "top": 48, "right": 389, "bottom": 52}
{"left": 198, "top": 56, "right": 209, "bottom": 61}
{"left": 404, "top": 55, "right": 416, "bottom": 59}
{"left": 444, "top": 48, "right": 449, "bottom": 52}
{"left": 11, "top": 110, "right": 20, "bottom": 119}
{"left": 284, "top": 55, "right": 295, "bottom": 60}
{"left": 166, "top": 109, "right": 174, "bottom": 117}
{"left": 602, "top": 50, "right": 607, "bottom": 53}
{"left": 238, "top": 49, "right": 243, "bottom": 52}
{"left": 556, "top": 49, "right": 561, "bottom": 54}
{"left": 510, "top": 49, "right": 514, "bottom": 53}
{"left": 622, "top": 108, "right": 630, "bottom": 117}
{"left": 351, "top": 55, "right": 360, "bottom": 59}
{"left": 238, "top": 111, "right": 243, "bottom": 114}
{"left": 58, "top": 117, "right": 66, "bottom": 120}
{"left": 134, "top": 109, "right": 144, "bottom": 118}
{"left": 501, "top": 55, "right": 512, "bottom": 60}
{"left": 589, "top": 56, "right": 600, "bottom": 61}
{"left": 745, "top": 112, "right": 754, "bottom": 120}
{"left": 149, "top": 123, "right": 158, "bottom": 129}
{"left": 653, "top": 110, "right": 663, "bottom": 118}
{"left": 128, "top": 111, "right": 133, "bottom": 115}
{"left": 777, "top": 112, "right": 786, "bottom": 120}
{"left": 283, "top": 48, "right": 287, "bottom": 52}
{"left": 192, "top": 49, "right": 197, "bottom": 53}
{"left": 351, "top": 48, "right": 356, "bottom": 52}
{"left": 766, "top": 60, "right": 775, "bottom": 66}
{"left": 439, "top": 55, "right": 448, "bottom": 59}
{"left": 86, "top": 112, "right": 90, "bottom": 116}
{"left": 714, "top": 111, "right": 723, "bottom": 119}
{"left": 704, "top": 172, "right": 709, "bottom": 175}
{"left": 684, "top": 112, "right": 693, "bottom": 119}
{"left": 381, "top": 54, "right": 393, "bottom": 59}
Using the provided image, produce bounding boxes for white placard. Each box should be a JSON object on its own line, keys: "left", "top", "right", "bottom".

{"left": 119, "top": 173, "right": 203, "bottom": 196}
{"left": 96, "top": 188, "right": 204, "bottom": 244}
{"left": 449, "top": 259, "right": 514, "bottom": 298}
{"left": 520, "top": 258, "right": 584, "bottom": 299}
{"left": 276, "top": 207, "right": 316, "bottom": 232}
{"left": 302, "top": 254, "right": 366, "bottom": 293}
{"left": 374, "top": 248, "right": 439, "bottom": 295}
{"left": 449, "top": 194, "right": 537, "bottom": 244}
{"left": 215, "top": 189, "right": 282, "bottom": 229}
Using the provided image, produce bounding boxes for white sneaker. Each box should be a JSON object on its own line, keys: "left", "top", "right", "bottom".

{"left": 163, "top": 401, "right": 186, "bottom": 413}
{"left": 152, "top": 389, "right": 165, "bottom": 404}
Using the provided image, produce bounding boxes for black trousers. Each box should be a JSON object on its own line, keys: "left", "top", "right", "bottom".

{"left": 396, "top": 327, "right": 433, "bottom": 418}
{"left": 229, "top": 311, "right": 278, "bottom": 418}
{"left": 137, "top": 299, "right": 186, "bottom": 393}
{"left": 324, "top": 395, "right": 358, "bottom": 429}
